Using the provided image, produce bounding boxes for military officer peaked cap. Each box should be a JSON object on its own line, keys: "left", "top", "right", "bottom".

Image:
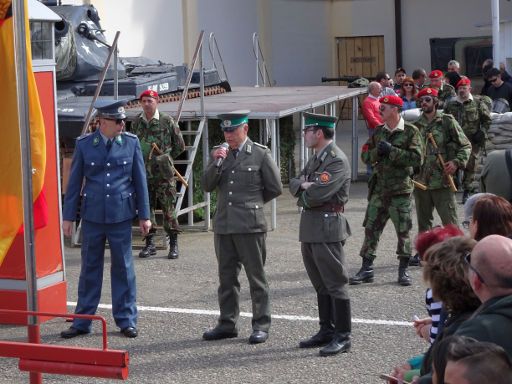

{"left": 93, "top": 99, "right": 128, "bottom": 119}
{"left": 303, "top": 112, "right": 337, "bottom": 129}
{"left": 219, "top": 110, "right": 250, "bottom": 131}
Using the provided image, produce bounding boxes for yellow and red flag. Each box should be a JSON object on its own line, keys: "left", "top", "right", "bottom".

{"left": 0, "top": 0, "right": 47, "bottom": 266}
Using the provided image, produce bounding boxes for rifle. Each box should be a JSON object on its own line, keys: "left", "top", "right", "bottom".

{"left": 426, "top": 133, "right": 458, "bottom": 193}
{"left": 149, "top": 143, "right": 189, "bottom": 188}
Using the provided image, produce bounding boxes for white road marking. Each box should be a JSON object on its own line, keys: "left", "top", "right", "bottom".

{"left": 67, "top": 302, "right": 412, "bottom": 327}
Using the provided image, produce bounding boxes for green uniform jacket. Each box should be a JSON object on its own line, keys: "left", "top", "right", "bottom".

{"left": 289, "top": 142, "right": 351, "bottom": 243}
{"left": 437, "top": 83, "right": 456, "bottom": 107}
{"left": 443, "top": 96, "right": 492, "bottom": 139}
{"left": 362, "top": 119, "right": 423, "bottom": 196}
{"left": 413, "top": 111, "right": 471, "bottom": 190}
{"left": 131, "top": 111, "right": 186, "bottom": 181}
{"left": 201, "top": 139, "right": 282, "bottom": 234}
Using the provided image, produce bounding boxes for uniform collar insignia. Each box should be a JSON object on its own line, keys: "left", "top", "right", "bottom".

{"left": 246, "top": 144, "right": 252, "bottom": 154}
{"left": 93, "top": 136, "right": 100, "bottom": 146}
{"left": 115, "top": 136, "right": 122, "bottom": 145}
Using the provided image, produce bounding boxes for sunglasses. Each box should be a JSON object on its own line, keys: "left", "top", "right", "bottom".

{"left": 420, "top": 97, "right": 433, "bottom": 103}
{"left": 489, "top": 77, "right": 499, "bottom": 83}
{"left": 464, "top": 251, "right": 486, "bottom": 284}
{"left": 403, "top": 83, "right": 414, "bottom": 87}
{"left": 114, "top": 118, "right": 126, "bottom": 125}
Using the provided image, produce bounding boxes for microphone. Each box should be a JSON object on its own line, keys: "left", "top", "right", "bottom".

{"left": 215, "top": 142, "right": 230, "bottom": 167}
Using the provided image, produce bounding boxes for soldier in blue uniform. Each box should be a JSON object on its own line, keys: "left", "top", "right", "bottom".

{"left": 61, "top": 99, "right": 151, "bottom": 339}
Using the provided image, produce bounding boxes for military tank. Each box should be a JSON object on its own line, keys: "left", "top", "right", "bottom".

{"left": 42, "top": 2, "right": 231, "bottom": 151}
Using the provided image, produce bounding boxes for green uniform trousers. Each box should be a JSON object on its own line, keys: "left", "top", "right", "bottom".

{"left": 414, "top": 188, "right": 458, "bottom": 232}
{"left": 214, "top": 233, "right": 270, "bottom": 332}
{"left": 301, "top": 241, "right": 349, "bottom": 301}
{"left": 360, "top": 193, "right": 413, "bottom": 261}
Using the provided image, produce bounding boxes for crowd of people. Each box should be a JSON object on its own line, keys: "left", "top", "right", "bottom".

{"left": 58, "top": 60, "right": 512, "bottom": 382}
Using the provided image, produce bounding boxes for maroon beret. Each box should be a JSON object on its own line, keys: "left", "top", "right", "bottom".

{"left": 139, "top": 89, "right": 159, "bottom": 100}
{"left": 417, "top": 87, "right": 439, "bottom": 98}
{"left": 379, "top": 95, "right": 403, "bottom": 107}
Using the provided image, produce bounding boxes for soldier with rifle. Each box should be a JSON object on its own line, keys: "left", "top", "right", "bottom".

{"left": 409, "top": 88, "right": 471, "bottom": 266}
{"left": 131, "top": 90, "right": 185, "bottom": 259}
{"left": 349, "top": 95, "right": 422, "bottom": 287}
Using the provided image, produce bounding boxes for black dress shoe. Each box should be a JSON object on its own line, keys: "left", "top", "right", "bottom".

{"left": 299, "top": 329, "right": 334, "bottom": 348}
{"left": 60, "top": 327, "right": 89, "bottom": 339}
{"left": 319, "top": 333, "right": 351, "bottom": 356}
{"left": 248, "top": 330, "right": 268, "bottom": 344}
{"left": 121, "top": 327, "right": 138, "bottom": 338}
{"left": 202, "top": 327, "right": 238, "bottom": 341}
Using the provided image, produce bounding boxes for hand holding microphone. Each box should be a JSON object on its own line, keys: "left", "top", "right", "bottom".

{"left": 214, "top": 142, "right": 230, "bottom": 167}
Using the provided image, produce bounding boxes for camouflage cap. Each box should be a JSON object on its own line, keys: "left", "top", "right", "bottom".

{"left": 218, "top": 110, "right": 250, "bottom": 132}
{"left": 303, "top": 112, "right": 337, "bottom": 129}
{"left": 93, "top": 99, "right": 128, "bottom": 119}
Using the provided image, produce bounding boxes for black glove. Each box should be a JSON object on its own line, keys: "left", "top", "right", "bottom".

{"left": 377, "top": 140, "right": 393, "bottom": 157}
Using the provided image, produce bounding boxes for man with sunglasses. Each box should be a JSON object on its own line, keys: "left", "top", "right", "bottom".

{"left": 485, "top": 68, "right": 512, "bottom": 110}
{"left": 444, "top": 78, "right": 492, "bottom": 204}
{"left": 289, "top": 112, "right": 352, "bottom": 355}
{"left": 61, "top": 99, "right": 151, "bottom": 339}
{"left": 411, "top": 88, "right": 471, "bottom": 266}
{"left": 350, "top": 95, "right": 422, "bottom": 286}
{"left": 453, "top": 235, "right": 512, "bottom": 362}
{"left": 131, "top": 90, "right": 185, "bottom": 260}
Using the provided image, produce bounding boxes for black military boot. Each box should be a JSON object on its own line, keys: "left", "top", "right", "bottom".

{"left": 398, "top": 257, "right": 412, "bottom": 286}
{"left": 299, "top": 293, "right": 334, "bottom": 348}
{"left": 462, "top": 190, "right": 470, "bottom": 205}
{"left": 319, "top": 299, "right": 351, "bottom": 356}
{"left": 139, "top": 231, "right": 156, "bottom": 258}
{"left": 408, "top": 253, "right": 421, "bottom": 267}
{"left": 168, "top": 233, "right": 179, "bottom": 259}
{"left": 349, "top": 257, "right": 374, "bottom": 285}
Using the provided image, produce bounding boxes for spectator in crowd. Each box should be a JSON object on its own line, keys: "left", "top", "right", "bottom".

{"left": 428, "top": 70, "right": 456, "bottom": 109}
{"left": 412, "top": 68, "right": 428, "bottom": 90}
{"left": 444, "top": 71, "right": 462, "bottom": 89}
{"left": 463, "top": 193, "right": 512, "bottom": 241}
{"left": 442, "top": 336, "right": 512, "bottom": 384}
{"left": 394, "top": 67, "right": 407, "bottom": 94}
{"left": 447, "top": 60, "right": 460, "bottom": 74}
{"left": 480, "top": 149, "right": 512, "bottom": 201}
{"left": 375, "top": 71, "right": 398, "bottom": 97}
{"left": 484, "top": 67, "right": 512, "bottom": 108}
{"left": 400, "top": 76, "right": 418, "bottom": 111}
{"left": 362, "top": 82, "right": 384, "bottom": 131}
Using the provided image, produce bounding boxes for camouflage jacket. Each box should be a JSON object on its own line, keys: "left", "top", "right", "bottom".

{"left": 443, "top": 95, "right": 492, "bottom": 139}
{"left": 437, "top": 84, "right": 456, "bottom": 107}
{"left": 413, "top": 111, "right": 471, "bottom": 189}
{"left": 131, "top": 111, "right": 185, "bottom": 181}
{"left": 361, "top": 118, "right": 423, "bottom": 196}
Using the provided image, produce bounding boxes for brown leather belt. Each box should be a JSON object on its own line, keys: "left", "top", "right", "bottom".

{"left": 305, "top": 203, "right": 344, "bottom": 213}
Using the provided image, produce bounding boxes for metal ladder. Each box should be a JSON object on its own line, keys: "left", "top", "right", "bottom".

{"left": 252, "top": 32, "right": 273, "bottom": 87}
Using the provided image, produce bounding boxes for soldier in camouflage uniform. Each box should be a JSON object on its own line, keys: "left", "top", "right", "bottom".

{"left": 289, "top": 112, "right": 352, "bottom": 356}
{"left": 444, "top": 77, "right": 492, "bottom": 203}
{"left": 131, "top": 90, "right": 185, "bottom": 259}
{"left": 427, "top": 70, "right": 456, "bottom": 109}
{"left": 411, "top": 88, "right": 471, "bottom": 265}
{"left": 350, "top": 95, "right": 423, "bottom": 287}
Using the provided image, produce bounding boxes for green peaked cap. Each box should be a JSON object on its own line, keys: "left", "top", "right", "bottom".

{"left": 304, "top": 112, "right": 337, "bottom": 129}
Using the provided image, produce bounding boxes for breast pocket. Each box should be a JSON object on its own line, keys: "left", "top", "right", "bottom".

{"left": 117, "top": 157, "right": 133, "bottom": 175}
{"left": 239, "top": 165, "right": 260, "bottom": 185}
{"left": 83, "top": 156, "right": 103, "bottom": 176}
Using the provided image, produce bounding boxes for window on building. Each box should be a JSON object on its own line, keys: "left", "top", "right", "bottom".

{"left": 30, "top": 21, "right": 53, "bottom": 60}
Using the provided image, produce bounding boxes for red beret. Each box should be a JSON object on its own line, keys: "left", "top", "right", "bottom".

{"left": 139, "top": 89, "right": 159, "bottom": 100}
{"left": 456, "top": 77, "right": 471, "bottom": 89}
{"left": 429, "top": 70, "right": 443, "bottom": 79}
{"left": 379, "top": 95, "right": 403, "bottom": 107}
{"left": 417, "top": 88, "right": 438, "bottom": 98}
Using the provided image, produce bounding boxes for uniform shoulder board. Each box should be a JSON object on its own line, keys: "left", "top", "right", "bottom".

{"left": 254, "top": 142, "right": 268, "bottom": 149}
{"left": 124, "top": 132, "right": 138, "bottom": 139}
{"left": 76, "top": 133, "right": 91, "bottom": 141}
{"left": 330, "top": 150, "right": 337, "bottom": 158}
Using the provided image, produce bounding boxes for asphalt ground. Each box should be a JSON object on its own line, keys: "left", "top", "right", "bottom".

{"left": 0, "top": 121, "right": 467, "bottom": 383}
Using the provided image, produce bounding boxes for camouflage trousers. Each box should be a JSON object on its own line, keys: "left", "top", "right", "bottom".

{"left": 414, "top": 188, "right": 458, "bottom": 232}
{"left": 462, "top": 142, "right": 481, "bottom": 191}
{"left": 148, "top": 179, "right": 181, "bottom": 235}
{"left": 359, "top": 193, "right": 413, "bottom": 261}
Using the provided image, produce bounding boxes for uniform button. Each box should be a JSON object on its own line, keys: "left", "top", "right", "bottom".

{"left": 106, "top": 184, "right": 110, "bottom": 187}
{"left": 91, "top": 162, "right": 95, "bottom": 166}
{"left": 83, "top": 193, "right": 87, "bottom": 197}
{"left": 228, "top": 202, "right": 232, "bottom": 206}
{"left": 123, "top": 161, "right": 127, "bottom": 165}
{"left": 106, "top": 194, "right": 110, "bottom": 198}
{"left": 230, "top": 181, "right": 234, "bottom": 184}
{"left": 255, "top": 205, "right": 259, "bottom": 209}
{"left": 106, "top": 173, "right": 110, "bottom": 177}
{"left": 248, "top": 167, "right": 252, "bottom": 171}
{"left": 107, "top": 163, "right": 111, "bottom": 167}
{"left": 129, "top": 193, "right": 132, "bottom": 196}
{"left": 324, "top": 214, "right": 328, "bottom": 217}
{"left": 231, "top": 170, "right": 235, "bottom": 174}
{"left": 228, "top": 191, "right": 232, "bottom": 195}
